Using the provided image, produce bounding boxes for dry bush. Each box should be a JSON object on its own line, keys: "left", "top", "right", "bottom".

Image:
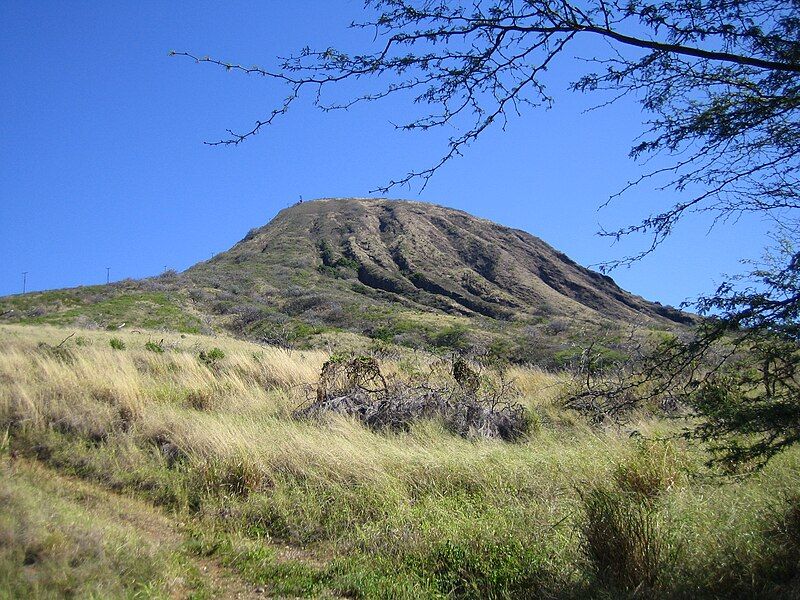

{"left": 294, "top": 354, "right": 532, "bottom": 441}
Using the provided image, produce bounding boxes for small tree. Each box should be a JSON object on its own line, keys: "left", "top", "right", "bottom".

{"left": 568, "top": 238, "right": 799, "bottom": 468}
{"left": 685, "top": 239, "right": 800, "bottom": 469}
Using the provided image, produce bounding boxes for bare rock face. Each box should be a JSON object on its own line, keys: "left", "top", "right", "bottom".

{"left": 189, "top": 198, "right": 691, "bottom": 326}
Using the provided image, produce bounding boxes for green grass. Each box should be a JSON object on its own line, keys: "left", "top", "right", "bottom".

{"left": 184, "top": 526, "right": 331, "bottom": 597}
{"left": 1, "top": 286, "right": 202, "bottom": 333}
{"left": 0, "top": 458, "right": 207, "bottom": 600}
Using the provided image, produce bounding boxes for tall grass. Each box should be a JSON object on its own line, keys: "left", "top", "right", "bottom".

{"left": 582, "top": 485, "right": 666, "bottom": 591}
{"left": 1, "top": 324, "right": 799, "bottom": 598}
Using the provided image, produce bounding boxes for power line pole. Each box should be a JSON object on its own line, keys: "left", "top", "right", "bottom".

{"left": 21, "top": 272, "right": 27, "bottom": 295}
{"left": 106, "top": 267, "right": 110, "bottom": 284}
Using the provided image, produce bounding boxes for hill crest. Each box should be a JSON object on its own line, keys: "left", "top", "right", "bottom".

{"left": 190, "top": 197, "right": 689, "bottom": 325}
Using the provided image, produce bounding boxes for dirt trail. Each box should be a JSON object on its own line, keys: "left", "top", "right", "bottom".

{"left": 11, "top": 458, "right": 285, "bottom": 599}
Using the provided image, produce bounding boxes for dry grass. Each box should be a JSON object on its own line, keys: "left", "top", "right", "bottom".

{"left": 2, "top": 323, "right": 799, "bottom": 598}
{"left": 0, "top": 324, "right": 325, "bottom": 424}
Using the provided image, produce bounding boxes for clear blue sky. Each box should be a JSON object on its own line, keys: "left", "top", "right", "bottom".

{"left": 0, "top": 1, "right": 770, "bottom": 307}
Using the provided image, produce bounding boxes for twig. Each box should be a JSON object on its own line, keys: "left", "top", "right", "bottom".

{"left": 56, "top": 333, "right": 75, "bottom": 348}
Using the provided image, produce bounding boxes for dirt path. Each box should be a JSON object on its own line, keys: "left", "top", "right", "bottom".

{"left": 12, "top": 458, "right": 284, "bottom": 599}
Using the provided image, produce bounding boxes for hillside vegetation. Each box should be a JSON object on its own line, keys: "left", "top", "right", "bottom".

{"left": 0, "top": 199, "right": 692, "bottom": 365}
{"left": 2, "top": 324, "right": 798, "bottom": 598}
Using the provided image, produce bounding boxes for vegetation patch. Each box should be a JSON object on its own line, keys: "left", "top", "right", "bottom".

{"left": 295, "top": 354, "right": 532, "bottom": 441}
{"left": 0, "top": 459, "right": 203, "bottom": 599}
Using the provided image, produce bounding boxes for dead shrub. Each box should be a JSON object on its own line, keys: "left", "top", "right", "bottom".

{"left": 294, "top": 354, "right": 531, "bottom": 441}
{"left": 315, "top": 354, "right": 387, "bottom": 401}
{"left": 452, "top": 355, "right": 480, "bottom": 395}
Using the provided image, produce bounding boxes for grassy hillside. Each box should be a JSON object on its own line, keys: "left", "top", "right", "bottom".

{"left": 1, "top": 324, "right": 798, "bottom": 598}
{"left": 188, "top": 198, "right": 690, "bottom": 324}
{"left": 0, "top": 199, "right": 693, "bottom": 365}
{"left": 0, "top": 279, "right": 205, "bottom": 333}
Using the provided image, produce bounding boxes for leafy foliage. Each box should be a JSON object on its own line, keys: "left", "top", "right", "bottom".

{"left": 685, "top": 240, "right": 800, "bottom": 468}
{"left": 198, "top": 347, "right": 226, "bottom": 367}
{"left": 144, "top": 339, "right": 165, "bottom": 353}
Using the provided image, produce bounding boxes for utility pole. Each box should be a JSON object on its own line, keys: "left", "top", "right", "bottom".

{"left": 106, "top": 267, "right": 110, "bottom": 284}
{"left": 21, "top": 272, "right": 27, "bottom": 295}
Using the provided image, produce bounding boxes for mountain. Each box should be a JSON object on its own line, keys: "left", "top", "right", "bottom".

{"left": 0, "top": 198, "right": 691, "bottom": 363}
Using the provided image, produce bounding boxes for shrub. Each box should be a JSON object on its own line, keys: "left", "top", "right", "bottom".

{"left": 189, "top": 456, "right": 266, "bottom": 505}
{"left": 318, "top": 240, "right": 359, "bottom": 273}
{"left": 545, "top": 317, "right": 570, "bottom": 335}
{"left": 144, "top": 340, "right": 165, "bottom": 353}
{"left": 198, "top": 347, "right": 225, "bottom": 367}
{"left": 554, "top": 344, "right": 628, "bottom": 374}
{"left": 157, "top": 269, "right": 178, "bottom": 280}
{"left": 319, "top": 240, "right": 337, "bottom": 266}
{"left": 614, "top": 441, "right": 683, "bottom": 501}
{"left": 284, "top": 295, "right": 332, "bottom": 316}
{"left": 429, "top": 324, "right": 471, "bottom": 351}
{"left": 231, "top": 305, "right": 268, "bottom": 331}
{"left": 109, "top": 338, "right": 125, "bottom": 350}
{"left": 188, "top": 288, "right": 212, "bottom": 303}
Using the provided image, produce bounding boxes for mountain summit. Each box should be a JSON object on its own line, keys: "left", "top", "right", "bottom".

{"left": 189, "top": 198, "right": 688, "bottom": 325}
